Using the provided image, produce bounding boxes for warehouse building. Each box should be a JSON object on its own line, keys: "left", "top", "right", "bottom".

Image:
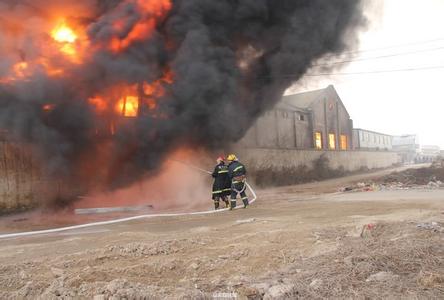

{"left": 352, "top": 128, "right": 393, "bottom": 151}
{"left": 237, "top": 85, "right": 353, "bottom": 151}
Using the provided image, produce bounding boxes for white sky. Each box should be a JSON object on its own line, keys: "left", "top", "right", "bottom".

{"left": 288, "top": 0, "right": 444, "bottom": 148}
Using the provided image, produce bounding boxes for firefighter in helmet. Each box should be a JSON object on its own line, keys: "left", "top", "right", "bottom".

{"left": 211, "top": 156, "right": 231, "bottom": 210}
{"left": 227, "top": 154, "right": 249, "bottom": 209}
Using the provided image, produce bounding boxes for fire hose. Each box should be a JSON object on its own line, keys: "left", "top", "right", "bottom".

{"left": 171, "top": 159, "right": 248, "bottom": 194}
{"left": 0, "top": 161, "right": 257, "bottom": 240}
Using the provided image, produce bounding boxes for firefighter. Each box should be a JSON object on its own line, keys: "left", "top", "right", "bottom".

{"left": 211, "top": 156, "right": 231, "bottom": 210}
{"left": 227, "top": 154, "right": 249, "bottom": 209}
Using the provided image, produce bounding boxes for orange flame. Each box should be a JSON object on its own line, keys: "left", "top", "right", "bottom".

{"left": 110, "top": 0, "right": 172, "bottom": 52}
{"left": 43, "top": 104, "right": 55, "bottom": 112}
{"left": 51, "top": 22, "right": 77, "bottom": 43}
{"left": 51, "top": 21, "right": 83, "bottom": 60}
{"left": 89, "top": 96, "right": 108, "bottom": 113}
{"left": 111, "top": 20, "right": 156, "bottom": 52}
{"left": 12, "top": 62, "right": 29, "bottom": 78}
{"left": 116, "top": 95, "right": 139, "bottom": 117}
{"left": 141, "top": 70, "right": 174, "bottom": 110}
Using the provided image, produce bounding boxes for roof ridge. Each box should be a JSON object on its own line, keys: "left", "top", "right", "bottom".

{"left": 283, "top": 86, "right": 328, "bottom": 98}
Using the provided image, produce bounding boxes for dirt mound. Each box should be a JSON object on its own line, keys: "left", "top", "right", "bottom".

{"left": 380, "top": 165, "right": 444, "bottom": 186}
{"left": 339, "top": 165, "right": 444, "bottom": 192}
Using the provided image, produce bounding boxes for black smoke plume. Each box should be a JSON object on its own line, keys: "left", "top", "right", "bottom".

{"left": 0, "top": 0, "right": 365, "bottom": 200}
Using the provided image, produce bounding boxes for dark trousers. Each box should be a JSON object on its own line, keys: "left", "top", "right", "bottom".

{"left": 213, "top": 194, "right": 229, "bottom": 210}
{"left": 230, "top": 182, "right": 248, "bottom": 208}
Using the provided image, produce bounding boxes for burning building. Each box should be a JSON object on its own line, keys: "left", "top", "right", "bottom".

{"left": 0, "top": 0, "right": 366, "bottom": 208}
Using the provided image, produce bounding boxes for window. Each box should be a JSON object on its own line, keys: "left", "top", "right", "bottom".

{"left": 340, "top": 135, "right": 347, "bottom": 150}
{"left": 314, "top": 132, "right": 323, "bottom": 149}
{"left": 298, "top": 114, "right": 305, "bottom": 121}
{"left": 328, "top": 133, "right": 336, "bottom": 150}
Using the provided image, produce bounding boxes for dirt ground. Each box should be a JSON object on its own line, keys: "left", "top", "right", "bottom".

{"left": 0, "top": 166, "right": 443, "bottom": 299}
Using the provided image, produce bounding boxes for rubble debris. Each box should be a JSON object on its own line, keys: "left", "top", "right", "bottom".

{"left": 309, "top": 279, "right": 323, "bottom": 289}
{"left": 416, "top": 222, "right": 443, "bottom": 233}
{"left": 339, "top": 165, "right": 444, "bottom": 193}
{"left": 341, "top": 187, "right": 353, "bottom": 192}
{"left": 264, "top": 284, "right": 294, "bottom": 299}
{"left": 427, "top": 181, "right": 442, "bottom": 188}
{"left": 50, "top": 267, "right": 64, "bottom": 278}
{"left": 189, "top": 262, "right": 200, "bottom": 270}
{"left": 339, "top": 182, "right": 377, "bottom": 193}
{"left": 431, "top": 157, "right": 444, "bottom": 168}
{"left": 417, "top": 271, "right": 444, "bottom": 288}
{"left": 248, "top": 283, "right": 271, "bottom": 296}
{"left": 106, "top": 240, "right": 182, "bottom": 257}
{"left": 235, "top": 218, "right": 256, "bottom": 224}
{"left": 366, "top": 271, "right": 399, "bottom": 282}
{"left": 381, "top": 165, "right": 444, "bottom": 186}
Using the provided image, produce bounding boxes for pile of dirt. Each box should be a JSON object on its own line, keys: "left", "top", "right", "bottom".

{"left": 339, "top": 165, "right": 444, "bottom": 192}
{"left": 380, "top": 165, "right": 444, "bottom": 186}
{"left": 432, "top": 157, "right": 444, "bottom": 168}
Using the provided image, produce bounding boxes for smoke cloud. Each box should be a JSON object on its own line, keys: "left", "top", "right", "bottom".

{"left": 0, "top": 0, "right": 366, "bottom": 201}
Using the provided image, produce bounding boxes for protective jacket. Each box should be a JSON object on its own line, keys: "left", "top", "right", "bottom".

{"left": 227, "top": 160, "right": 249, "bottom": 208}
{"left": 227, "top": 161, "right": 247, "bottom": 181}
{"left": 212, "top": 162, "right": 231, "bottom": 198}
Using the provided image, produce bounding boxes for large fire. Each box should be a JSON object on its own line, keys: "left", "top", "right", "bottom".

{"left": 51, "top": 22, "right": 77, "bottom": 43}
{"left": 0, "top": 0, "right": 175, "bottom": 135}
{"left": 0, "top": 0, "right": 364, "bottom": 203}
{"left": 0, "top": 0, "right": 173, "bottom": 118}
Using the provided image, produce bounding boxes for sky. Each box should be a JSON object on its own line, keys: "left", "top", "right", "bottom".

{"left": 288, "top": 0, "right": 444, "bottom": 149}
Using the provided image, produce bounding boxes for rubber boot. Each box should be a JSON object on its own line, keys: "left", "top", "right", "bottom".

{"left": 230, "top": 200, "right": 236, "bottom": 210}
{"left": 242, "top": 198, "right": 249, "bottom": 208}
{"left": 214, "top": 200, "right": 220, "bottom": 210}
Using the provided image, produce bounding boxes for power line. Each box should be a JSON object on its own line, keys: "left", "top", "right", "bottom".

{"left": 303, "top": 65, "right": 444, "bottom": 77}
{"left": 323, "top": 36, "right": 444, "bottom": 58}
{"left": 256, "top": 65, "right": 444, "bottom": 79}
{"left": 313, "top": 45, "right": 444, "bottom": 67}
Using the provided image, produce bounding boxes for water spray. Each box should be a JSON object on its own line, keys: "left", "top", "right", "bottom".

{"left": 168, "top": 159, "right": 212, "bottom": 174}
